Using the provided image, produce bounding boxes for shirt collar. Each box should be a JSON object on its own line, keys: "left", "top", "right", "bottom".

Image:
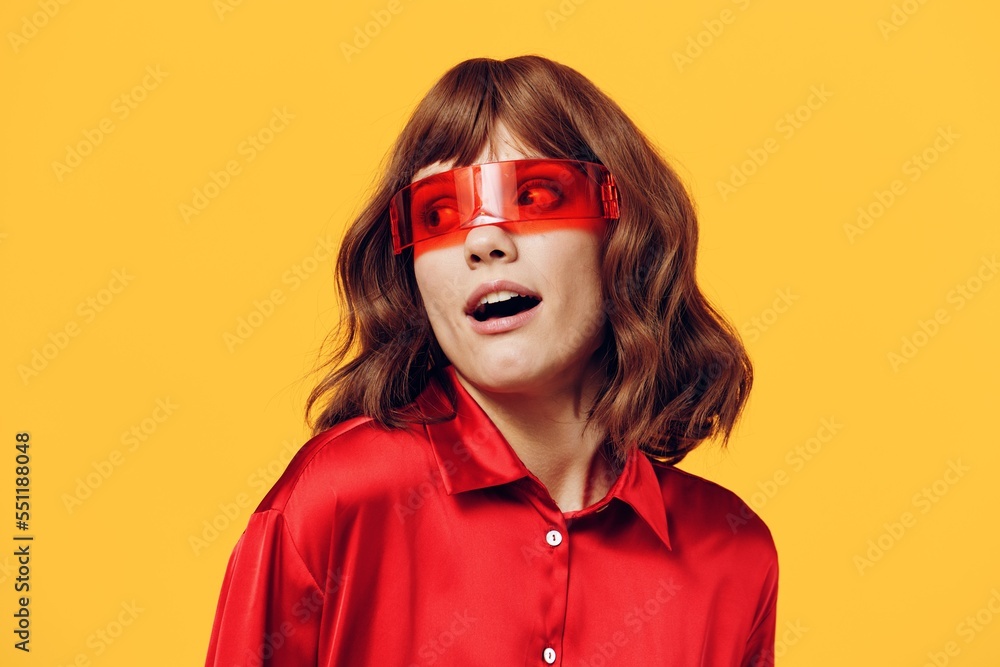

{"left": 417, "top": 365, "right": 672, "bottom": 550}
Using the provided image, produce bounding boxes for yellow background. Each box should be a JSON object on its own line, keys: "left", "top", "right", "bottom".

{"left": 2, "top": 0, "right": 998, "bottom": 664}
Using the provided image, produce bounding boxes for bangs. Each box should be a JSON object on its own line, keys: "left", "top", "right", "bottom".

{"left": 398, "top": 58, "right": 602, "bottom": 179}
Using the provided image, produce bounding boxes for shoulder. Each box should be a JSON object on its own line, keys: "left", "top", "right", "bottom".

{"left": 650, "top": 460, "right": 778, "bottom": 564}
{"left": 238, "top": 416, "right": 438, "bottom": 583}
{"left": 215, "top": 417, "right": 436, "bottom": 593}
{"left": 254, "top": 416, "right": 436, "bottom": 523}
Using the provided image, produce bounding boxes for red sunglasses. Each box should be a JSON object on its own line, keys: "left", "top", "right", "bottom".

{"left": 389, "top": 158, "right": 620, "bottom": 254}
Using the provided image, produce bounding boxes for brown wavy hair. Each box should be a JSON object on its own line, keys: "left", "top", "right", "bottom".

{"left": 306, "top": 55, "right": 752, "bottom": 465}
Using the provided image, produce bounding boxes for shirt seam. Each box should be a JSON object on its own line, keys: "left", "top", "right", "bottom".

{"left": 251, "top": 421, "right": 382, "bottom": 594}
{"left": 262, "top": 507, "right": 324, "bottom": 595}
{"left": 263, "top": 417, "right": 376, "bottom": 515}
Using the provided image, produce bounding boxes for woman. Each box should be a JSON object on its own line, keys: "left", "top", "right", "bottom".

{"left": 206, "top": 55, "right": 778, "bottom": 666}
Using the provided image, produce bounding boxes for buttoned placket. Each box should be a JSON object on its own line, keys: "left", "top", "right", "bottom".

{"left": 511, "top": 479, "right": 618, "bottom": 667}
{"left": 420, "top": 366, "right": 673, "bottom": 664}
{"left": 515, "top": 480, "right": 570, "bottom": 666}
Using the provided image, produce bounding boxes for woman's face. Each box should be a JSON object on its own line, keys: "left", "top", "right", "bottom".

{"left": 411, "top": 127, "right": 609, "bottom": 397}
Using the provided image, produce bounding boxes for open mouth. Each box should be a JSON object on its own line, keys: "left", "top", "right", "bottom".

{"left": 470, "top": 291, "right": 542, "bottom": 322}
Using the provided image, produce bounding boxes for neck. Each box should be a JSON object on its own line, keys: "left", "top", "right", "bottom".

{"left": 453, "top": 362, "right": 619, "bottom": 513}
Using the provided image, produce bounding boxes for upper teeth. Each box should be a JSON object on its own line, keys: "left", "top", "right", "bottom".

{"left": 478, "top": 290, "right": 528, "bottom": 306}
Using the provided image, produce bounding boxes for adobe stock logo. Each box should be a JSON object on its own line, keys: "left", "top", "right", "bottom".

{"left": 17, "top": 268, "right": 135, "bottom": 385}
{"left": 222, "top": 235, "right": 336, "bottom": 352}
{"left": 544, "top": 0, "right": 590, "bottom": 30}
{"left": 887, "top": 255, "right": 997, "bottom": 372}
{"left": 61, "top": 398, "right": 178, "bottom": 514}
{"left": 189, "top": 438, "right": 300, "bottom": 556}
{"left": 213, "top": 0, "right": 248, "bottom": 21}
{"left": 407, "top": 610, "right": 478, "bottom": 667}
{"left": 7, "top": 0, "right": 71, "bottom": 53}
{"left": 740, "top": 288, "right": 799, "bottom": 343}
{"left": 340, "top": 0, "right": 405, "bottom": 62}
{"left": 853, "top": 459, "right": 969, "bottom": 575}
{"left": 54, "top": 600, "right": 144, "bottom": 666}
{"left": 52, "top": 66, "right": 169, "bottom": 182}
{"left": 671, "top": 0, "right": 754, "bottom": 72}
{"left": 844, "top": 126, "right": 959, "bottom": 243}
{"left": 920, "top": 589, "right": 1000, "bottom": 667}
{"left": 727, "top": 417, "right": 843, "bottom": 533}
{"left": 717, "top": 86, "right": 833, "bottom": 202}
{"left": 877, "top": 0, "right": 931, "bottom": 40}
{"left": 575, "top": 578, "right": 682, "bottom": 667}
{"left": 179, "top": 107, "right": 294, "bottom": 223}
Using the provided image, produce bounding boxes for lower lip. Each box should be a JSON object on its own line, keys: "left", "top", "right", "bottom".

{"left": 466, "top": 302, "right": 542, "bottom": 334}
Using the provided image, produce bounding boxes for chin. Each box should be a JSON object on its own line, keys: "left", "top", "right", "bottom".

{"left": 459, "top": 352, "right": 590, "bottom": 397}
{"left": 453, "top": 356, "right": 543, "bottom": 392}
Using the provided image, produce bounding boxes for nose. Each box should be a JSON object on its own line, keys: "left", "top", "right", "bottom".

{"left": 464, "top": 221, "right": 517, "bottom": 268}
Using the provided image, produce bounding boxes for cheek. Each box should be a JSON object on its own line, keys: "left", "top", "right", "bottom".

{"left": 413, "top": 253, "right": 462, "bottom": 326}
{"left": 549, "top": 236, "right": 606, "bottom": 324}
{"left": 552, "top": 234, "right": 604, "bottom": 292}
{"left": 413, "top": 260, "right": 440, "bottom": 317}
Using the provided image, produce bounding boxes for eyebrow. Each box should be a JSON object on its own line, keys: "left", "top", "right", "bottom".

{"left": 409, "top": 157, "right": 576, "bottom": 199}
{"left": 409, "top": 168, "right": 456, "bottom": 198}
{"left": 410, "top": 160, "right": 454, "bottom": 184}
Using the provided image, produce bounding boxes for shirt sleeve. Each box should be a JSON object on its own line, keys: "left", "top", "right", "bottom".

{"left": 205, "top": 509, "right": 323, "bottom": 667}
{"left": 741, "top": 557, "right": 779, "bottom": 667}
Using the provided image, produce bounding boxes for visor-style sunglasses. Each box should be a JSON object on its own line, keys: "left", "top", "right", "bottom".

{"left": 389, "top": 158, "right": 620, "bottom": 254}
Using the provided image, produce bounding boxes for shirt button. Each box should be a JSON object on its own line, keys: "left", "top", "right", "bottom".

{"left": 543, "top": 646, "right": 557, "bottom": 664}
{"left": 545, "top": 529, "right": 562, "bottom": 547}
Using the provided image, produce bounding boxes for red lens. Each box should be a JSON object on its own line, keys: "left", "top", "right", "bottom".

{"left": 390, "top": 159, "right": 618, "bottom": 254}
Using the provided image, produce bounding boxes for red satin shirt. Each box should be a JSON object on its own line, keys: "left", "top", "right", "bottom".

{"left": 205, "top": 365, "right": 778, "bottom": 666}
